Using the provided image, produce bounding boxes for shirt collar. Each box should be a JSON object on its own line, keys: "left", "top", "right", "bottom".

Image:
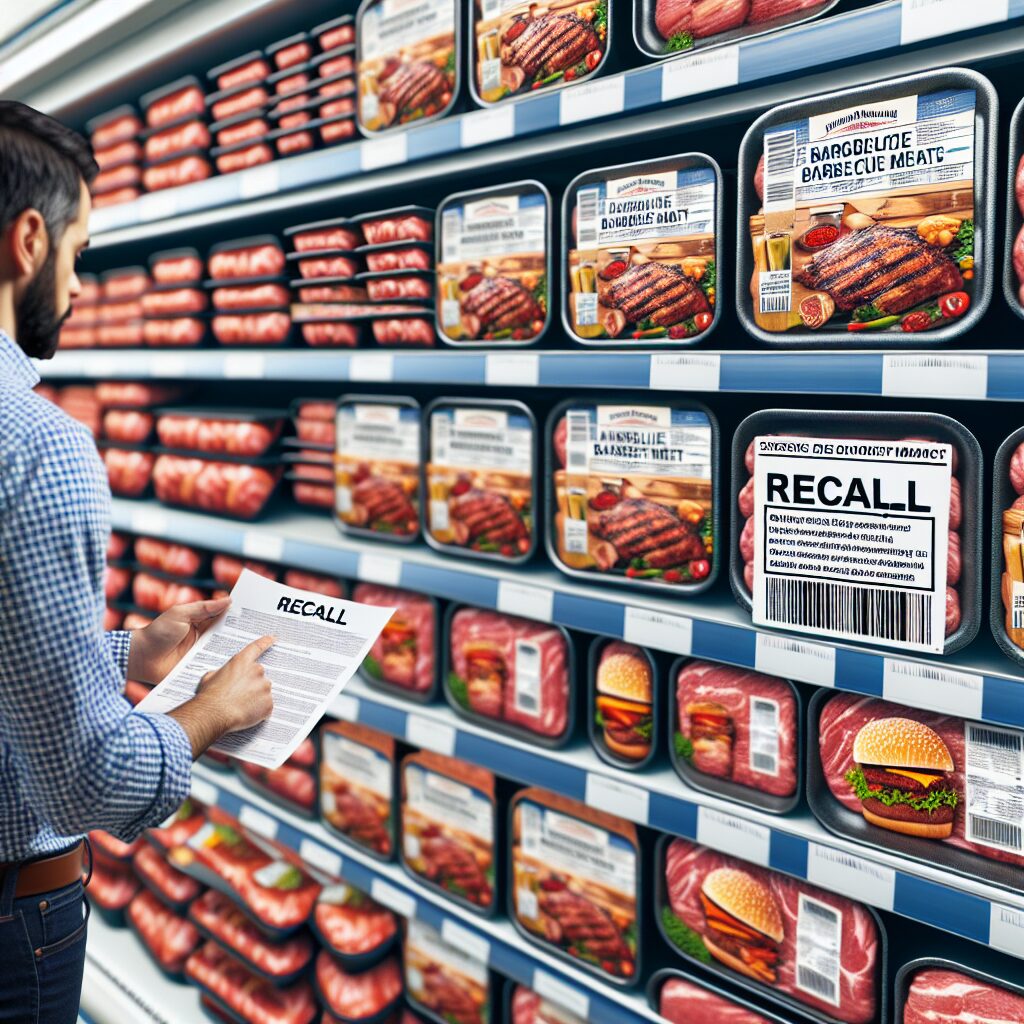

{"left": 0, "top": 330, "right": 41, "bottom": 391}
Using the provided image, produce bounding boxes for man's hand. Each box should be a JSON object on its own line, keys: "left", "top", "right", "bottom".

{"left": 126, "top": 597, "right": 231, "bottom": 684}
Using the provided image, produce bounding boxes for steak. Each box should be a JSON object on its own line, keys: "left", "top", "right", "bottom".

{"left": 793, "top": 225, "right": 964, "bottom": 314}
{"left": 601, "top": 262, "right": 710, "bottom": 326}
{"left": 355, "top": 584, "right": 436, "bottom": 692}
{"left": 655, "top": 0, "right": 693, "bottom": 38}
{"left": 451, "top": 489, "right": 528, "bottom": 545}
{"left": 422, "top": 965, "right": 482, "bottom": 1024}
{"left": 333, "top": 789, "right": 391, "bottom": 852}
{"left": 693, "top": 0, "right": 750, "bottom": 37}
{"left": 660, "top": 977, "right": 773, "bottom": 1024}
{"left": 379, "top": 61, "right": 446, "bottom": 116}
{"left": 904, "top": 968, "right": 1024, "bottom": 1024}
{"left": 538, "top": 889, "right": 631, "bottom": 960}
{"left": 352, "top": 477, "right": 416, "bottom": 529}
{"left": 593, "top": 498, "right": 705, "bottom": 568}
{"left": 461, "top": 276, "right": 540, "bottom": 333}
{"left": 748, "top": 0, "right": 823, "bottom": 22}
{"left": 502, "top": 14, "right": 599, "bottom": 78}
{"left": 421, "top": 836, "right": 491, "bottom": 903}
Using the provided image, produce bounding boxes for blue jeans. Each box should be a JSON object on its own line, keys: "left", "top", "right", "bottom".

{"left": 0, "top": 850, "right": 89, "bottom": 1024}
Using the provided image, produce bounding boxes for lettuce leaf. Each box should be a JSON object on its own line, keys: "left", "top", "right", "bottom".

{"left": 845, "top": 765, "right": 958, "bottom": 813}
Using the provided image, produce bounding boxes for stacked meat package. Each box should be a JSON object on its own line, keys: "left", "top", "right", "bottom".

{"left": 139, "top": 77, "right": 213, "bottom": 192}
{"left": 85, "top": 107, "right": 144, "bottom": 207}
{"left": 145, "top": 247, "right": 208, "bottom": 347}
{"left": 285, "top": 398, "right": 337, "bottom": 509}
{"left": 208, "top": 235, "right": 293, "bottom": 346}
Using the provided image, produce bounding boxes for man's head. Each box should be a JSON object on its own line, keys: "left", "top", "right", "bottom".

{"left": 0, "top": 102, "right": 97, "bottom": 359}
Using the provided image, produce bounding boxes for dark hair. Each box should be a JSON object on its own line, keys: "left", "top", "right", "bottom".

{"left": 0, "top": 101, "right": 98, "bottom": 244}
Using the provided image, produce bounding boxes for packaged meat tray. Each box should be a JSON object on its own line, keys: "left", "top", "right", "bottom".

{"left": 471, "top": 0, "right": 608, "bottom": 106}
{"left": 360, "top": 240, "right": 433, "bottom": 273}
{"left": 209, "top": 236, "right": 287, "bottom": 280}
{"left": 211, "top": 110, "right": 273, "bottom": 148}
{"left": 648, "top": 968, "right": 789, "bottom": 1024}
{"left": 404, "top": 917, "right": 491, "bottom": 1024}
{"left": 658, "top": 836, "right": 886, "bottom": 1024}
{"left": 208, "top": 52, "right": 271, "bottom": 91}
{"left": 316, "top": 951, "right": 403, "bottom": 1024}
{"left": 93, "top": 162, "right": 143, "bottom": 195}
{"left": 268, "top": 121, "right": 316, "bottom": 157}
{"left": 283, "top": 568, "right": 345, "bottom": 597}
{"left": 732, "top": 409, "right": 981, "bottom": 656}
{"left": 287, "top": 248, "right": 361, "bottom": 281}
{"left": 134, "top": 536, "right": 206, "bottom": 577}
{"left": 188, "top": 889, "right": 314, "bottom": 986}
{"left": 446, "top": 606, "right": 574, "bottom": 745}
{"left": 153, "top": 451, "right": 283, "bottom": 520}
{"left": 104, "top": 564, "right": 132, "bottom": 603}
{"left": 589, "top": 639, "right": 657, "bottom": 769}
{"left": 268, "top": 64, "right": 313, "bottom": 100}
{"left": 142, "top": 284, "right": 208, "bottom": 316}
{"left": 737, "top": 67, "right": 995, "bottom": 345}
{"left": 635, "top": 0, "right": 837, "bottom": 60}
{"left": 90, "top": 829, "right": 144, "bottom": 864}
{"left": 132, "top": 571, "right": 208, "bottom": 613}
{"left": 132, "top": 841, "right": 203, "bottom": 913}
{"left": 563, "top": 154, "right": 721, "bottom": 344}
{"left": 288, "top": 473, "right": 334, "bottom": 508}
{"left": 335, "top": 395, "right": 421, "bottom": 542}
{"left": 311, "top": 45, "right": 356, "bottom": 80}
{"left": 211, "top": 311, "right": 294, "bottom": 346}
{"left": 1004, "top": 96, "right": 1024, "bottom": 319}
{"left": 101, "top": 444, "right": 155, "bottom": 498}
{"left": 549, "top": 397, "right": 717, "bottom": 591}
{"left": 212, "top": 554, "right": 279, "bottom": 587}
{"left": 206, "top": 80, "right": 271, "bottom": 123}
{"left": 358, "top": 270, "right": 432, "bottom": 303}
{"left": 86, "top": 104, "right": 143, "bottom": 148}
{"left": 96, "top": 381, "right": 185, "bottom": 408}
{"left": 268, "top": 32, "right": 314, "bottom": 71}
{"left": 354, "top": 206, "right": 433, "bottom": 246}
{"left": 672, "top": 659, "right": 801, "bottom": 813}
{"left": 236, "top": 739, "right": 317, "bottom": 818}
{"left": 990, "top": 425, "right": 1024, "bottom": 665}
{"left": 510, "top": 788, "right": 639, "bottom": 984}
{"left": 155, "top": 408, "right": 284, "bottom": 456}
{"left": 286, "top": 218, "right": 363, "bottom": 253}
{"left": 896, "top": 957, "right": 1024, "bottom": 1024}
{"left": 212, "top": 137, "right": 274, "bottom": 174}
{"left": 400, "top": 751, "right": 498, "bottom": 915}
{"left": 87, "top": 858, "right": 140, "bottom": 925}
{"left": 436, "top": 181, "right": 550, "bottom": 346}
{"left": 127, "top": 889, "right": 201, "bottom": 980}
{"left": 141, "top": 117, "right": 212, "bottom": 163}
{"left": 810, "top": 690, "right": 1024, "bottom": 892}
{"left": 355, "top": 0, "right": 458, "bottom": 135}
{"left": 320, "top": 720, "right": 397, "bottom": 860}
{"left": 103, "top": 407, "right": 154, "bottom": 445}
{"left": 314, "top": 15, "right": 356, "bottom": 51}
{"left": 424, "top": 398, "right": 537, "bottom": 564}
{"left": 143, "top": 148, "right": 214, "bottom": 191}
{"left": 311, "top": 883, "right": 398, "bottom": 971}
{"left": 144, "top": 315, "right": 208, "bottom": 347}
{"left": 141, "top": 76, "right": 206, "bottom": 128}
{"left": 370, "top": 310, "right": 435, "bottom": 346}
{"left": 293, "top": 278, "right": 369, "bottom": 303}
{"left": 506, "top": 982, "right": 586, "bottom": 1024}
{"left": 292, "top": 397, "right": 337, "bottom": 443}
{"left": 102, "top": 266, "right": 151, "bottom": 300}
{"left": 94, "top": 138, "right": 143, "bottom": 169}
{"left": 186, "top": 941, "right": 318, "bottom": 1024}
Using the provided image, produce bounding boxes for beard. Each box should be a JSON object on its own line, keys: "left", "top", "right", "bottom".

{"left": 17, "top": 252, "right": 70, "bottom": 360}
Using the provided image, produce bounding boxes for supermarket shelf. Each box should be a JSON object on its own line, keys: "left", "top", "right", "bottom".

{"left": 111, "top": 500, "right": 1024, "bottom": 729}
{"left": 81, "top": 909, "right": 202, "bottom": 1024}
{"left": 41, "top": 347, "right": 1024, "bottom": 401}
{"left": 191, "top": 764, "right": 661, "bottom": 1024}
{"left": 80, "top": 1, "right": 1024, "bottom": 247}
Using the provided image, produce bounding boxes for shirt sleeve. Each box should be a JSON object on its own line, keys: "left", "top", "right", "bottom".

{"left": 0, "top": 425, "right": 192, "bottom": 841}
{"left": 105, "top": 630, "right": 132, "bottom": 680}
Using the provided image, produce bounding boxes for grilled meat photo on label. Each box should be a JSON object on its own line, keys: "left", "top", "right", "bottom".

{"left": 329, "top": 786, "right": 392, "bottom": 855}
{"left": 451, "top": 489, "right": 529, "bottom": 547}
{"left": 378, "top": 61, "right": 447, "bottom": 126}
{"left": 421, "top": 836, "right": 492, "bottom": 905}
{"left": 592, "top": 497, "right": 705, "bottom": 570}
{"left": 350, "top": 476, "right": 418, "bottom": 534}
{"left": 420, "top": 965, "right": 483, "bottom": 1024}
{"left": 461, "top": 276, "right": 541, "bottom": 336}
{"left": 501, "top": 14, "right": 599, "bottom": 90}
{"left": 598, "top": 262, "right": 710, "bottom": 336}
{"left": 793, "top": 225, "right": 964, "bottom": 314}
{"left": 538, "top": 888, "right": 633, "bottom": 964}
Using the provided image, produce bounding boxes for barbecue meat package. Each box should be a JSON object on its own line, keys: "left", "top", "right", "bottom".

{"left": 405, "top": 918, "right": 490, "bottom": 1024}
{"left": 127, "top": 889, "right": 200, "bottom": 977}
{"left": 354, "top": 585, "right": 437, "bottom": 698}
{"left": 311, "top": 884, "right": 398, "bottom": 967}
{"left": 315, "top": 952, "right": 403, "bottom": 1023}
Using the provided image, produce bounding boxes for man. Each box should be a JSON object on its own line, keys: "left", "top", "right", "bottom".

{"left": 0, "top": 102, "right": 276, "bottom": 1023}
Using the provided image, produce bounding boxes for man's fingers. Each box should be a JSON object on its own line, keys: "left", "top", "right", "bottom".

{"left": 165, "top": 597, "right": 231, "bottom": 623}
{"left": 237, "top": 635, "right": 276, "bottom": 663}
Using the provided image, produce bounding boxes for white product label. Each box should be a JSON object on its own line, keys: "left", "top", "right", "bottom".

{"left": 370, "top": 878, "right": 415, "bottom": 918}
{"left": 350, "top": 353, "right": 394, "bottom": 381}
{"left": 901, "top": 0, "right": 1008, "bottom": 45}
{"left": 748, "top": 696, "right": 780, "bottom": 777}
{"left": 406, "top": 715, "right": 456, "bottom": 756}
{"left": 332, "top": 694, "right": 360, "bottom": 721}
{"left": 150, "top": 353, "right": 187, "bottom": 378}
{"left": 648, "top": 353, "right": 721, "bottom": 392}
{"left": 406, "top": 918, "right": 487, "bottom": 983}
{"left": 461, "top": 105, "right": 514, "bottom": 149}
{"left": 190, "top": 776, "right": 218, "bottom": 807}
{"left": 573, "top": 291, "right": 598, "bottom": 326}
{"left": 130, "top": 508, "right": 168, "bottom": 535}
{"left": 516, "top": 884, "right": 539, "bottom": 919}
{"left": 806, "top": 844, "right": 896, "bottom": 911}
{"left": 696, "top": 807, "right": 770, "bottom": 866}
{"left": 497, "top": 580, "right": 552, "bottom": 622}
{"left": 584, "top": 774, "right": 649, "bottom": 825}
{"left": 755, "top": 633, "right": 836, "bottom": 687}
{"left": 759, "top": 269, "right": 792, "bottom": 315}
{"left": 361, "top": 134, "right": 408, "bottom": 171}
{"left": 883, "top": 660, "right": 983, "bottom": 719}
{"left": 358, "top": 553, "right": 402, "bottom": 586}
{"left": 485, "top": 353, "right": 539, "bottom": 387}
{"left": 660, "top": 45, "right": 739, "bottom": 102}
{"left": 513, "top": 639, "right": 541, "bottom": 716}
{"left": 299, "top": 839, "right": 342, "bottom": 877}
{"left": 240, "top": 164, "right": 279, "bottom": 199}
{"left": 440, "top": 919, "right": 491, "bottom": 966}
{"left": 532, "top": 972, "right": 590, "bottom": 1021}
{"left": 1014, "top": 580, "right": 1024, "bottom": 631}
{"left": 138, "top": 190, "right": 177, "bottom": 222}
{"left": 222, "top": 353, "right": 265, "bottom": 379}
{"left": 990, "top": 903, "right": 1024, "bottom": 958}
{"left": 559, "top": 77, "right": 624, "bottom": 126}
{"left": 752, "top": 434, "right": 952, "bottom": 654}
{"left": 964, "top": 722, "right": 1024, "bottom": 853}
{"left": 429, "top": 499, "right": 449, "bottom": 532}
{"left": 430, "top": 407, "right": 532, "bottom": 472}
{"left": 361, "top": 0, "right": 455, "bottom": 60}
{"left": 338, "top": 402, "right": 420, "bottom": 463}
{"left": 622, "top": 606, "right": 693, "bottom": 655}
{"left": 882, "top": 355, "right": 988, "bottom": 400}
{"left": 253, "top": 860, "right": 296, "bottom": 888}
{"left": 336, "top": 487, "right": 352, "bottom": 514}
{"left": 442, "top": 298, "right": 462, "bottom": 328}
{"left": 405, "top": 764, "right": 493, "bottom": 841}
{"left": 795, "top": 894, "right": 842, "bottom": 1006}
{"left": 440, "top": 193, "right": 545, "bottom": 263}
{"left": 242, "top": 531, "right": 284, "bottom": 562}
{"left": 239, "top": 804, "right": 277, "bottom": 839}
{"left": 322, "top": 733, "right": 392, "bottom": 798}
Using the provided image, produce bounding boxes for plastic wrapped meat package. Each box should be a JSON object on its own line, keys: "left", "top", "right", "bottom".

{"left": 354, "top": 584, "right": 437, "bottom": 699}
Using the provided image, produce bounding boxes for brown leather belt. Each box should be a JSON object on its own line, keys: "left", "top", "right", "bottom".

{"left": 0, "top": 842, "right": 85, "bottom": 899}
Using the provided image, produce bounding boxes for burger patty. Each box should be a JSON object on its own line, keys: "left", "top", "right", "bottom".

{"left": 705, "top": 928, "right": 776, "bottom": 961}
{"left": 862, "top": 797, "right": 955, "bottom": 824}
{"left": 606, "top": 721, "right": 648, "bottom": 743}
{"left": 861, "top": 765, "right": 939, "bottom": 793}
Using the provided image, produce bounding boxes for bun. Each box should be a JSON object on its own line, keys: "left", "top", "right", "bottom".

{"left": 703, "top": 935, "right": 773, "bottom": 982}
{"left": 603, "top": 731, "right": 649, "bottom": 760}
{"left": 861, "top": 806, "right": 954, "bottom": 839}
{"left": 685, "top": 700, "right": 729, "bottom": 717}
{"left": 701, "top": 868, "right": 783, "bottom": 943}
{"left": 852, "top": 717, "right": 953, "bottom": 771}
{"left": 597, "top": 643, "right": 652, "bottom": 702}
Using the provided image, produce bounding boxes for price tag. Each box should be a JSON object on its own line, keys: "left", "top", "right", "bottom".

{"left": 623, "top": 606, "right": 692, "bottom": 655}
{"left": 190, "top": 776, "right": 218, "bottom": 807}
{"left": 332, "top": 694, "right": 360, "bottom": 722}
{"left": 370, "top": 878, "right": 416, "bottom": 918}
{"left": 242, "top": 531, "right": 284, "bottom": 563}
{"left": 361, "top": 134, "right": 408, "bottom": 172}
{"left": 881, "top": 354, "right": 987, "bottom": 399}
{"left": 989, "top": 902, "right": 1024, "bottom": 958}
{"left": 532, "top": 971, "right": 589, "bottom": 1020}
{"left": 150, "top": 353, "right": 187, "bottom": 378}
{"left": 137, "top": 190, "right": 178, "bottom": 222}
{"left": 649, "top": 353, "right": 721, "bottom": 392}
{"left": 358, "top": 553, "right": 402, "bottom": 586}
{"left": 440, "top": 920, "right": 491, "bottom": 965}
{"left": 240, "top": 164, "right": 280, "bottom": 199}
{"left": 497, "top": 580, "right": 553, "bottom": 622}
{"left": 882, "top": 659, "right": 983, "bottom": 719}
{"left": 485, "top": 352, "right": 539, "bottom": 387}
{"left": 584, "top": 774, "right": 649, "bottom": 825}
{"left": 350, "top": 353, "right": 394, "bottom": 381}
{"left": 559, "top": 77, "right": 624, "bottom": 126}
{"left": 82, "top": 355, "right": 119, "bottom": 378}
{"left": 900, "top": 0, "right": 1007, "bottom": 44}
{"left": 406, "top": 715, "right": 456, "bottom": 757}
{"left": 239, "top": 805, "right": 278, "bottom": 840}
{"left": 223, "top": 353, "right": 266, "bottom": 379}
{"left": 755, "top": 634, "right": 836, "bottom": 687}
{"left": 130, "top": 508, "right": 168, "bottom": 536}
{"left": 299, "top": 838, "right": 343, "bottom": 878}
{"left": 806, "top": 844, "right": 895, "bottom": 910}
{"left": 460, "top": 106, "right": 514, "bottom": 149}
{"left": 661, "top": 45, "right": 739, "bottom": 102}
{"left": 696, "top": 806, "right": 771, "bottom": 865}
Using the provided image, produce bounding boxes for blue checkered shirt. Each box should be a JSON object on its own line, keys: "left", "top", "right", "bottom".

{"left": 0, "top": 330, "right": 192, "bottom": 860}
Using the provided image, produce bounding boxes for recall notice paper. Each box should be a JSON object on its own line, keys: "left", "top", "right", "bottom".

{"left": 137, "top": 569, "right": 395, "bottom": 768}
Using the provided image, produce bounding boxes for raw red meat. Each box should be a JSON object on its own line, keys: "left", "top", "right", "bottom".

{"left": 319, "top": 54, "right": 355, "bottom": 78}
{"left": 371, "top": 317, "right": 433, "bottom": 346}
{"left": 416, "top": 963, "right": 485, "bottom": 1024}
{"left": 318, "top": 22, "right": 355, "bottom": 49}
{"left": 132, "top": 572, "right": 206, "bottom": 612}
{"left": 293, "top": 481, "right": 333, "bottom": 507}
{"left": 903, "top": 967, "right": 1024, "bottom": 1024}
{"left": 104, "top": 606, "right": 124, "bottom": 630}
{"left": 748, "top": 0, "right": 823, "bottom": 21}
{"left": 1010, "top": 441, "right": 1024, "bottom": 494}
{"left": 92, "top": 112, "right": 143, "bottom": 149}
{"left": 239, "top": 761, "right": 316, "bottom": 813}
{"left": 212, "top": 311, "right": 291, "bottom": 345}
{"left": 152, "top": 252, "right": 204, "bottom": 285}
{"left": 366, "top": 248, "right": 431, "bottom": 273}
{"left": 102, "top": 272, "right": 150, "bottom": 300}
{"left": 133, "top": 843, "right": 202, "bottom": 906}
{"left": 302, "top": 322, "right": 360, "bottom": 347}
{"left": 104, "top": 564, "right": 131, "bottom": 601}
{"left": 297, "top": 419, "right": 336, "bottom": 444}
{"left": 128, "top": 890, "right": 200, "bottom": 973}
{"left": 659, "top": 977, "right": 771, "bottom": 1024}
{"left": 144, "top": 120, "right": 211, "bottom": 161}
{"left": 147, "top": 798, "right": 206, "bottom": 850}
{"left": 214, "top": 57, "right": 271, "bottom": 91}
{"left": 320, "top": 118, "right": 356, "bottom": 143}
{"left": 209, "top": 243, "right": 286, "bottom": 280}
{"left": 354, "top": 584, "right": 435, "bottom": 692}
{"left": 143, "top": 317, "right": 205, "bottom": 347}
{"left": 212, "top": 86, "right": 269, "bottom": 122}
{"left": 135, "top": 537, "right": 204, "bottom": 577}
{"left": 104, "top": 447, "right": 154, "bottom": 497}
{"left": 95, "top": 139, "right": 142, "bottom": 168}
{"left": 298, "top": 255, "right": 359, "bottom": 279}
{"left": 656, "top": 0, "right": 691, "bottom": 37}
{"left": 145, "top": 84, "right": 205, "bottom": 127}
{"left": 103, "top": 409, "right": 153, "bottom": 444}
{"left": 276, "top": 129, "right": 315, "bottom": 156}
{"left": 142, "top": 288, "right": 207, "bottom": 315}
{"left": 218, "top": 116, "right": 270, "bottom": 147}
{"left": 212, "top": 555, "right": 278, "bottom": 587}
{"left": 98, "top": 299, "right": 144, "bottom": 322}
{"left": 1017, "top": 154, "right": 1024, "bottom": 217}
{"left": 156, "top": 414, "right": 281, "bottom": 456}
{"left": 313, "top": 888, "right": 397, "bottom": 957}
{"left": 93, "top": 187, "right": 141, "bottom": 208}
{"left": 292, "top": 227, "right": 362, "bottom": 252}
{"left": 143, "top": 153, "right": 212, "bottom": 191}
{"left": 296, "top": 400, "right": 335, "bottom": 421}
{"left": 212, "top": 284, "right": 290, "bottom": 311}
{"left": 283, "top": 570, "right": 344, "bottom": 598}
{"left": 88, "top": 860, "right": 139, "bottom": 910}
{"left": 94, "top": 164, "right": 142, "bottom": 193}
{"left": 316, "top": 952, "right": 402, "bottom": 1020}
{"left": 297, "top": 283, "right": 367, "bottom": 303}
{"left": 366, "top": 276, "right": 432, "bottom": 301}
{"left": 693, "top": 0, "right": 750, "bottom": 37}
{"left": 361, "top": 215, "right": 432, "bottom": 246}
{"left": 153, "top": 455, "right": 280, "bottom": 518}
{"left": 90, "top": 830, "right": 143, "bottom": 862}
{"left": 216, "top": 142, "right": 274, "bottom": 174}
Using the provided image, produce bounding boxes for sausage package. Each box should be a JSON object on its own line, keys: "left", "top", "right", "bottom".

{"left": 589, "top": 639, "right": 657, "bottom": 770}
{"left": 315, "top": 15, "right": 356, "bottom": 51}
{"left": 738, "top": 68, "right": 995, "bottom": 344}
{"left": 90, "top": 829, "right": 144, "bottom": 865}
{"left": 424, "top": 398, "right": 537, "bottom": 564}
{"left": 436, "top": 181, "right": 550, "bottom": 346}
{"left": 237, "top": 737, "right": 317, "bottom": 818}
{"left": 563, "top": 155, "right": 721, "bottom": 345}
{"left": 673, "top": 659, "right": 801, "bottom": 813}
{"left": 400, "top": 751, "right": 497, "bottom": 915}
{"left": 102, "top": 444, "right": 155, "bottom": 499}
{"left": 650, "top": 968, "right": 790, "bottom": 1024}
{"left": 991, "top": 426, "right": 1024, "bottom": 666}
{"left": 897, "top": 958, "right": 1024, "bottom": 1024}
{"left": 659, "top": 837, "right": 885, "bottom": 1024}
{"left": 471, "top": 0, "right": 608, "bottom": 106}
{"left": 316, "top": 952, "right": 404, "bottom": 1024}
{"left": 356, "top": 0, "right": 458, "bottom": 135}
{"left": 127, "top": 890, "right": 201, "bottom": 980}
{"left": 311, "top": 883, "right": 398, "bottom": 970}
{"left": 445, "top": 606, "right": 574, "bottom": 746}
{"left": 152, "top": 451, "right": 283, "bottom": 520}
{"left": 132, "top": 842, "right": 202, "bottom": 914}
{"left": 810, "top": 690, "right": 1024, "bottom": 891}
{"left": 1005, "top": 97, "right": 1024, "bottom": 320}
{"left": 353, "top": 584, "right": 438, "bottom": 700}
{"left": 320, "top": 720, "right": 397, "bottom": 860}
{"left": 732, "top": 409, "right": 981, "bottom": 655}
{"left": 549, "top": 397, "right": 717, "bottom": 592}
{"left": 87, "top": 105, "right": 143, "bottom": 149}
{"left": 155, "top": 408, "right": 285, "bottom": 456}
{"left": 87, "top": 858, "right": 140, "bottom": 925}
{"left": 404, "top": 918, "right": 491, "bottom": 1024}
{"left": 134, "top": 536, "right": 207, "bottom": 578}
{"left": 209, "top": 237, "right": 287, "bottom": 281}
{"left": 510, "top": 788, "right": 639, "bottom": 985}
{"left": 335, "top": 395, "right": 421, "bottom": 542}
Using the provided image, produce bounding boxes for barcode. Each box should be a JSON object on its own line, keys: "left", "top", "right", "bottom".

{"left": 759, "top": 634, "right": 830, "bottom": 661}
{"left": 764, "top": 129, "right": 796, "bottom": 208}
{"left": 760, "top": 293, "right": 790, "bottom": 312}
{"left": 752, "top": 753, "right": 777, "bottom": 772}
{"left": 888, "top": 357, "right": 980, "bottom": 371}
{"left": 968, "top": 815, "right": 1023, "bottom": 851}
{"left": 576, "top": 188, "right": 600, "bottom": 247}
{"left": 797, "top": 966, "right": 837, "bottom": 1003}
{"left": 968, "top": 725, "right": 1023, "bottom": 754}
{"left": 765, "top": 578, "right": 931, "bottom": 646}
{"left": 441, "top": 210, "right": 461, "bottom": 263}
{"left": 567, "top": 411, "right": 590, "bottom": 470}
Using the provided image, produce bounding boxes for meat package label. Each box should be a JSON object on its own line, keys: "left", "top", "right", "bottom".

{"left": 753, "top": 88, "right": 977, "bottom": 332}
{"left": 963, "top": 722, "right": 1024, "bottom": 854}
{"left": 322, "top": 733, "right": 392, "bottom": 799}
{"left": 361, "top": 0, "right": 455, "bottom": 60}
{"left": 749, "top": 696, "right": 781, "bottom": 777}
{"left": 568, "top": 167, "right": 717, "bottom": 341}
{"left": 406, "top": 918, "right": 488, "bottom": 985}
{"left": 795, "top": 894, "right": 842, "bottom": 1006}
{"left": 430, "top": 407, "right": 532, "bottom": 471}
{"left": 338, "top": 403, "right": 421, "bottom": 463}
{"left": 404, "top": 764, "right": 494, "bottom": 842}
{"left": 751, "top": 435, "right": 951, "bottom": 653}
